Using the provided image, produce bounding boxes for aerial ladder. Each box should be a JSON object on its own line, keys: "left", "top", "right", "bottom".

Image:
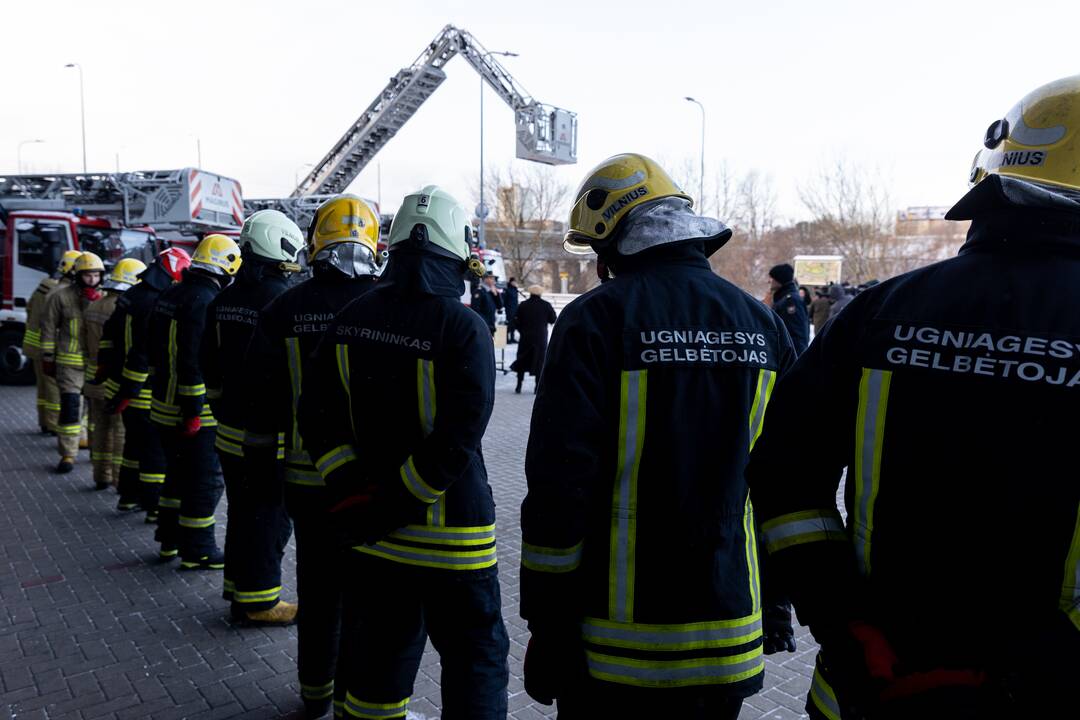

{"left": 245, "top": 24, "right": 578, "bottom": 230}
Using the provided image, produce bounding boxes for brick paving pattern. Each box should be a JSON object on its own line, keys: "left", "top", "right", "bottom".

{"left": 0, "top": 366, "right": 816, "bottom": 719}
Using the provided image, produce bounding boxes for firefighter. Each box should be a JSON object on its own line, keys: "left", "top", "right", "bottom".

{"left": 103, "top": 247, "right": 191, "bottom": 520}
{"left": 746, "top": 76, "right": 1080, "bottom": 719}
{"left": 83, "top": 258, "right": 146, "bottom": 490}
{"left": 519, "top": 154, "right": 798, "bottom": 719}
{"left": 297, "top": 187, "right": 509, "bottom": 720}
{"left": 201, "top": 210, "right": 303, "bottom": 625}
{"left": 149, "top": 234, "right": 241, "bottom": 569}
{"left": 40, "top": 251, "right": 106, "bottom": 473}
{"left": 23, "top": 250, "right": 81, "bottom": 434}
{"left": 243, "top": 195, "right": 381, "bottom": 716}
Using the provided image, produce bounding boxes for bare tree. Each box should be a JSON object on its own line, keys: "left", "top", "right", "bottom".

{"left": 711, "top": 171, "right": 783, "bottom": 297}
{"left": 797, "top": 159, "right": 897, "bottom": 283}
{"left": 479, "top": 163, "right": 570, "bottom": 285}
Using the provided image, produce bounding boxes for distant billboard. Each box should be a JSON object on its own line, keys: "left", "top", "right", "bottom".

{"left": 794, "top": 255, "right": 843, "bottom": 286}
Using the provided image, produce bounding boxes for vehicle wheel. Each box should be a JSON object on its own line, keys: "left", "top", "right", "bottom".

{"left": 0, "top": 327, "right": 35, "bottom": 385}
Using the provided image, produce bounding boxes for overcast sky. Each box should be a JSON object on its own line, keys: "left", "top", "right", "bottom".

{"left": 2, "top": 0, "right": 1078, "bottom": 222}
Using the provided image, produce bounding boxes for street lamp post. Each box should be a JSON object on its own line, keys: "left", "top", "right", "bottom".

{"left": 64, "top": 63, "right": 87, "bottom": 173}
{"left": 17, "top": 139, "right": 45, "bottom": 173}
{"left": 478, "top": 50, "right": 518, "bottom": 249}
{"left": 685, "top": 96, "right": 705, "bottom": 209}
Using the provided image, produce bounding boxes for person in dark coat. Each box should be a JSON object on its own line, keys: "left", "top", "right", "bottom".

{"left": 510, "top": 285, "right": 556, "bottom": 394}
{"left": 769, "top": 263, "right": 810, "bottom": 354}
{"left": 470, "top": 272, "right": 502, "bottom": 335}
{"left": 810, "top": 287, "right": 832, "bottom": 335}
{"left": 505, "top": 277, "right": 521, "bottom": 343}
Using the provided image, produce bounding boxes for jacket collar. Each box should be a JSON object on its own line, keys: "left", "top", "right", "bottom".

{"left": 380, "top": 249, "right": 467, "bottom": 298}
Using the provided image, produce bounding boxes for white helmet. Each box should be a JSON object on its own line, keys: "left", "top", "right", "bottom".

{"left": 388, "top": 185, "right": 473, "bottom": 261}
{"left": 239, "top": 209, "right": 304, "bottom": 264}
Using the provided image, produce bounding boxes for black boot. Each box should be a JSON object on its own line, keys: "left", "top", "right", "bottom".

{"left": 515, "top": 375, "right": 523, "bottom": 394}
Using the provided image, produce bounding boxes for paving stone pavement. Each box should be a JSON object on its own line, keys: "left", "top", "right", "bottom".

{"left": 0, "top": 367, "right": 816, "bottom": 719}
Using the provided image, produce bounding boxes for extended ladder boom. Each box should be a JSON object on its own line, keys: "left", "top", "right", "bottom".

{"left": 293, "top": 24, "right": 577, "bottom": 198}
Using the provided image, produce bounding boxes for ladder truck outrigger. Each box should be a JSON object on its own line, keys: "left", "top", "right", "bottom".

{"left": 244, "top": 24, "right": 578, "bottom": 280}
{"left": 0, "top": 168, "right": 244, "bottom": 384}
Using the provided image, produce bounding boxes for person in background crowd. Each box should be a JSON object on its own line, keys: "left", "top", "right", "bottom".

{"left": 470, "top": 271, "right": 503, "bottom": 335}
{"left": 769, "top": 263, "right": 810, "bottom": 354}
{"left": 828, "top": 282, "right": 852, "bottom": 320}
{"left": 505, "top": 277, "right": 520, "bottom": 343}
{"left": 509, "top": 284, "right": 555, "bottom": 394}
{"left": 810, "top": 286, "right": 833, "bottom": 336}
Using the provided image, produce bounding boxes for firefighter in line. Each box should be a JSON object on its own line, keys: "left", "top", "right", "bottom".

{"left": 40, "top": 251, "right": 106, "bottom": 474}
{"left": 23, "top": 250, "right": 82, "bottom": 434}
{"left": 201, "top": 210, "right": 303, "bottom": 626}
{"left": 519, "top": 154, "right": 798, "bottom": 719}
{"left": 746, "top": 75, "right": 1080, "bottom": 719}
{"left": 83, "top": 258, "right": 146, "bottom": 490}
{"left": 298, "top": 187, "right": 509, "bottom": 720}
{"left": 149, "top": 234, "right": 241, "bottom": 569}
{"left": 242, "top": 195, "right": 381, "bottom": 717}
{"left": 103, "top": 247, "right": 191, "bottom": 520}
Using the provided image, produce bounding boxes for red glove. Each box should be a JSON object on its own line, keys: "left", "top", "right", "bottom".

{"left": 106, "top": 398, "right": 130, "bottom": 415}
{"left": 42, "top": 360, "right": 56, "bottom": 378}
{"left": 180, "top": 416, "right": 201, "bottom": 437}
{"left": 848, "top": 621, "right": 899, "bottom": 681}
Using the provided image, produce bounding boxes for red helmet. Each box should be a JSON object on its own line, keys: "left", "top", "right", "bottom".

{"left": 158, "top": 247, "right": 192, "bottom": 282}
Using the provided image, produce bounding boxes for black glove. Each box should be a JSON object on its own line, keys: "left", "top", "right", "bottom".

{"left": 763, "top": 602, "right": 797, "bottom": 655}
{"left": 329, "top": 477, "right": 420, "bottom": 548}
{"left": 523, "top": 626, "right": 587, "bottom": 705}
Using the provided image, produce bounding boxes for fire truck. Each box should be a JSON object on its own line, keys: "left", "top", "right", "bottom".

{"left": 0, "top": 168, "right": 243, "bottom": 383}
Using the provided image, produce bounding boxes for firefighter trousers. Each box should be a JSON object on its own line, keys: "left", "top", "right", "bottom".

{"left": 288, "top": 490, "right": 346, "bottom": 708}
{"left": 120, "top": 408, "right": 166, "bottom": 514}
{"left": 33, "top": 358, "right": 60, "bottom": 432}
{"left": 338, "top": 554, "right": 509, "bottom": 720}
{"left": 87, "top": 398, "right": 124, "bottom": 488}
{"left": 55, "top": 364, "right": 84, "bottom": 460}
{"left": 220, "top": 452, "right": 292, "bottom": 612}
{"left": 556, "top": 682, "right": 745, "bottom": 720}
{"left": 158, "top": 425, "right": 223, "bottom": 561}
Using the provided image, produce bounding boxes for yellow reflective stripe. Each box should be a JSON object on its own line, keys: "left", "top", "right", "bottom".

{"left": 354, "top": 541, "right": 497, "bottom": 571}
{"left": 315, "top": 445, "right": 358, "bottom": 477}
{"left": 124, "top": 315, "right": 134, "bottom": 356}
{"left": 285, "top": 337, "right": 303, "bottom": 451}
{"left": 582, "top": 612, "right": 762, "bottom": 651}
{"left": 809, "top": 654, "right": 842, "bottom": 720}
{"left": 747, "top": 368, "right": 776, "bottom": 451}
{"left": 301, "top": 681, "right": 335, "bottom": 700}
{"left": 426, "top": 497, "right": 444, "bottom": 527}
{"left": 178, "top": 515, "right": 216, "bottom": 529}
{"left": 40, "top": 340, "right": 57, "bottom": 351}
{"left": 139, "top": 473, "right": 165, "bottom": 484}
{"left": 98, "top": 340, "right": 114, "bottom": 350}
{"left": 121, "top": 458, "right": 140, "bottom": 470}
{"left": 388, "top": 523, "right": 496, "bottom": 547}
{"left": 232, "top": 586, "right": 282, "bottom": 603}
{"left": 761, "top": 509, "right": 848, "bottom": 554}
{"left": 336, "top": 343, "right": 350, "bottom": 391}
{"left": 417, "top": 359, "right": 436, "bottom": 437}
{"left": 166, "top": 320, "right": 178, "bottom": 404}
{"left": 216, "top": 423, "right": 245, "bottom": 442}
{"left": 610, "top": 369, "right": 647, "bottom": 622}
{"left": 399, "top": 456, "right": 441, "bottom": 503}
{"left": 343, "top": 692, "right": 409, "bottom": 719}
{"left": 743, "top": 494, "right": 761, "bottom": 614}
{"left": 122, "top": 367, "right": 149, "bottom": 382}
{"left": 853, "top": 368, "right": 892, "bottom": 576}
{"left": 521, "top": 541, "right": 583, "bottom": 573}
{"left": 584, "top": 646, "right": 763, "bottom": 688}
{"left": 56, "top": 352, "right": 85, "bottom": 366}
{"left": 285, "top": 466, "right": 326, "bottom": 486}
{"left": 1062, "top": 502, "right": 1080, "bottom": 631}
{"left": 177, "top": 383, "right": 205, "bottom": 396}
{"left": 68, "top": 318, "right": 79, "bottom": 353}
{"left": 57, "top": 423, "right": 82, "bottom": 435}
{"left": 215, "top": 435, "right": 244, "bottom": 457}
{"left": 158, "top": 496, "right": 181, "bottom": 509}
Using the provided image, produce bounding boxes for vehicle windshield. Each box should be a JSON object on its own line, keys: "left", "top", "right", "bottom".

{"left": 77, "top": 227, "right": 155, "bottom": 265}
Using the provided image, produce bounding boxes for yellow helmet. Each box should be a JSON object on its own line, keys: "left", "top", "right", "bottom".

{"left": 564, "top": 153, "right": 692, "bottom": 254}
{"left": 308, "top": 194, "right": 379, "bottom": 258}
{"left": 58, "top": 250, "right": 83, "bottom": 275}
{"left": 104, "top": 258, "right": 147, "bottom": 290}
{"left": 969, "top": 75, "right": 1080, "bottom": 192}
{"left": 191, "top": 234, "right": 242, "bottom": 276}
{"left": 73, "top": 252, "right": 105, "bottom": 274}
